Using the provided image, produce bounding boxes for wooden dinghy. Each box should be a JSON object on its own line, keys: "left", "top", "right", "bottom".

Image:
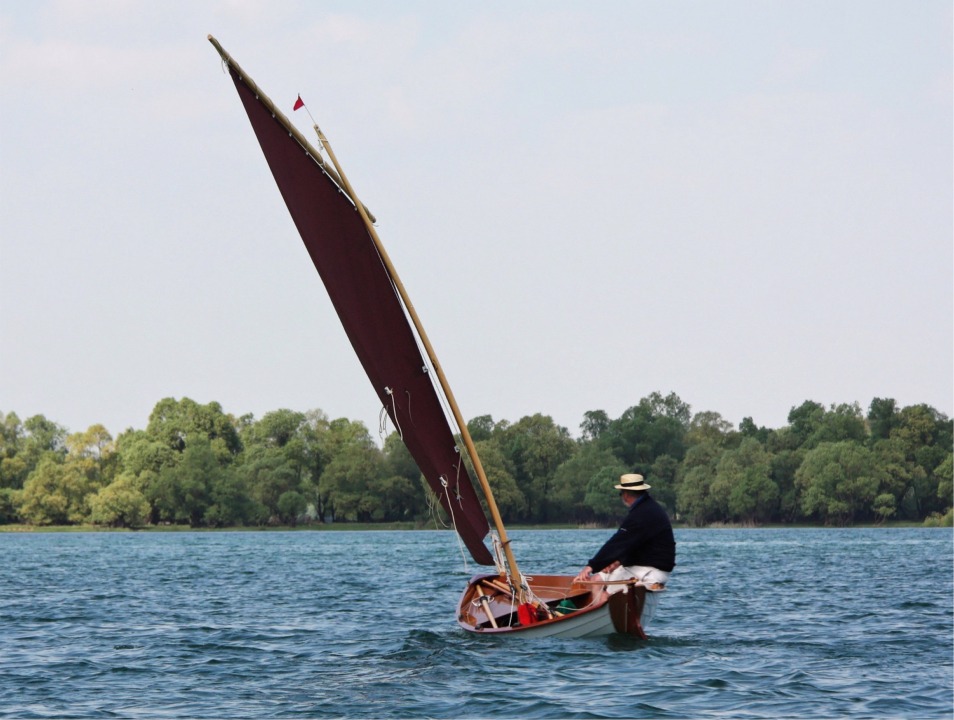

{"left": 209, "top": 36, "right": 665, "bottom": 639}
{"left": 458, "top": 574, "right": 663, "bottom": 638}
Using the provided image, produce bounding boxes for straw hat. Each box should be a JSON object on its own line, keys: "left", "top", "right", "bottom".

{"left": 614, "top": 473, "right": 651, "bottom": 492}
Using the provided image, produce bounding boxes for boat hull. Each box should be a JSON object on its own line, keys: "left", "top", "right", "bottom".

{"left": 457, "top": 573, "right": 660, "bottom": 639}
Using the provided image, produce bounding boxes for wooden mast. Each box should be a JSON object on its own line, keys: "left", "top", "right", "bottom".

{"left": 311, "top": 124, "right": 527, "bottom": 599}
{"left": 208, "top": 35, "right": 527, "bottom": 600}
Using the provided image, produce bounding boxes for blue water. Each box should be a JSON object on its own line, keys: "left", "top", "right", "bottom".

{"left": 1, "top": 528, "right": 951, "bottom": 718}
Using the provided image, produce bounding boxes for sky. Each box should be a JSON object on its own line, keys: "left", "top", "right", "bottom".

{"left": 1, "top": 0, "right": 951, "bottom": 443}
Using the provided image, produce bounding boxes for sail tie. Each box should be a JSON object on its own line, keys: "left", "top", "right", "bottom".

{"left": 377, "top": 405, "right": 391, "bottom": 440}
{"left": 382, "top": 386, "right": 404, "bottom": 441}
{"left": 425, "top": 483, "right": 450, "bottom": 530}
{"left": 439, "top": 476, "right": 470, "bottom": 570}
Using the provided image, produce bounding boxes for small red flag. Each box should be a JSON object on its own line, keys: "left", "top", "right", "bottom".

{"left": 293, "top": 95, "right": 304, "bottom": 111}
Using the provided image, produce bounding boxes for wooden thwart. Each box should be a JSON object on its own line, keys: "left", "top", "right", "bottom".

{"left": 480, "top": 578, "right": 514, "bottom": 596}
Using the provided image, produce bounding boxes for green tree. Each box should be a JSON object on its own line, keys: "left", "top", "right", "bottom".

{"left": 867, "top": 397, "right": 899, "bottom": 442}
{"left": 310, "top": 418, "right": 379, "bottom": 521}
{"left": 550, "top": 445, "right": 625, "bottom": 522}
{"left": 675, "top": 441, "right": 722, "bottom": 526}
{"left": 320, "top": 435, "right": 383, "bottom": 522}
{"left": 116, "top": 430, "right": 178, "bottom": 476}
{"left": 467, "top": 415, "right": 498, "bottom": 443}
{"left": 810, "top": 403, "right": 867, "bottom": 446}
{"left": 646, "top": 454, "right": 679, "bottom": 514}
{"left": 787, "top": 401, "right": 866, "bottom": 450}
{"left": 934, "top": 453, "right": 953, "bottom": 511}
{"left": 470, "top": 439, "right": 525, "bottom": 521}
{"left": 368, "top": 473, "right": 422, "bottom": 521}
{"left": 870, "top": 437, "right": 925, "bottom": 520}
{"left": 276, "top": 490, "right": 307, "bottom": 525}
{"left": 711, "top": 438, "right": 778, "bottom": 524}
{"left": 245, "top": 409, "right": 307, "bottom": 448}
{"left": 88, "top": 473, "right": 151, "bottom": 528}
{"left": 67, "top": 424, "right": 113, "bottom": 460}
{"left": 10, "top": 415, "right": 69, "bottom": 493}
{"left": 739, "top": 416, "right": 771, "bottom": 445}
{"left": 872, "top": 493, "right": 897, "bottom": 523}
{"left": 115, "top": 429, "right": 179, "bottom": 524}
{"left": 495, "top": 414, "right": 576, "bottom": 522}
{"left": 377, "top": 432, "right": 427, "bottom": 521}
{"left": 0, "top": 453, "right": 28, "bottom": 494}
{"left": 600, "top": 394, "right": 689, "bottom": 474}
{"left": 686, "top": 411, "right": 735, "bottom": 448}
{"left": 241, "top": 447, "right": 301, "bottom": 522}
{"left": 0, "top": 411, "right": 27, "bottom": 490}
{"left": 796, "top": 441, "right": 883, "bottom": 524}
{"left": 147, "top": 397, "right": 241, "bottom": 462}
{"left": 579, "top": 410, "right": 611, "bottom": 443}
{"left": 890, "top": 404, "right": 952, "bottom": 517}
{"left": 296, "top": 410, "right": 334, "bottom": 521}
{"left": 206, "top": 469, "right": 260, "bottom": 527}
{"left": 787, "top": 400, "right": 826, "bottom": 449}
{"left": 645, "top": 391, "right": 692, "bottom": 426}
{"left": 0, "top": 487, "right": 19, "bottom": 523}
{"left": 17, "top": 454, "right": 97, "bottom": 525}
{"left": 66, "top": 424, "right": 116, "bottom": 488}
{"left": 771, "top": 449, "right": 804, "bottom": 522}
{"left": 583, "top": 465, "right": 629, "bottom": 521}
{"left": 382, "top": 432, "right": 422, "bottom": 484}
{"left": 17, "top": 458, "right": 70, "bottom": 525}
{"left": 151, "top": 438, "right": 226, "bottom": 526}
{"left": 230, "top": 408, "right": 322, "bottom": 524}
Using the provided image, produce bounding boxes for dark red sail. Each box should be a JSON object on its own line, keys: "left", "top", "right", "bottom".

{"left": 226, "top": 64, "right": 493, "bottom": 565}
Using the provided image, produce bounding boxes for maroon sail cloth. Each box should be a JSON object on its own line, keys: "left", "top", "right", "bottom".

{"left": 227, "top": 66, "right": 493, "bottom": 565}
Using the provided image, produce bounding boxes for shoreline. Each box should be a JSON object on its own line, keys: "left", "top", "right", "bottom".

{"left": 0, "top": 521, "right": 934, "bottom": 533}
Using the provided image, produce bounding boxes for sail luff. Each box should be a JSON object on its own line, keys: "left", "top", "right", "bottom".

{"left": 311, "top": 123, "right": 526, "bottom": 595}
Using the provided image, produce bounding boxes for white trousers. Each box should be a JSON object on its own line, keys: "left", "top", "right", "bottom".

{"left": 598, "top": 565, "right": 671, "bottom": 596}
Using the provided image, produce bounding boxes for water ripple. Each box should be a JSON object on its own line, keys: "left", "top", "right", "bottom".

{"left": 0, "top": 528, "right": 950, "bottom": 718}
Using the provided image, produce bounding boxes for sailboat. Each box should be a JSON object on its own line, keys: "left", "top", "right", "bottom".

{"left": 208, "top": 36, "right": 664, "bottom": 638}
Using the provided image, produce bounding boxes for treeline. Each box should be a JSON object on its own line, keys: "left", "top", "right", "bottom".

{"left": 0, "top": 393, "right": 950, "bottom": 529}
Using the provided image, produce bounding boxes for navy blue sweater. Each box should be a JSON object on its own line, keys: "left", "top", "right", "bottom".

{"left": 587, "top": 493, "right": 676, "bottom": 573}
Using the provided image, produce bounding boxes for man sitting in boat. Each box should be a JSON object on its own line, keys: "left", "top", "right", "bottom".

{"left": 573, "top": 474, "right": 676, "bottom": 599}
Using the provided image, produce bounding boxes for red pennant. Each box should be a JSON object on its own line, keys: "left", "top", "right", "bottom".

{"left": 293, "top": 95, "right": 304, "bottom": 111}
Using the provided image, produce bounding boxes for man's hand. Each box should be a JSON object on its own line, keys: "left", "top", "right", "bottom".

{"left": 573, "top": 566, "right": 594, "bottom": 582}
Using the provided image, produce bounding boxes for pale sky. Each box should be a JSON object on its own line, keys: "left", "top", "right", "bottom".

{"left": 1, "top": 0, "right": 951, "bottom": 442}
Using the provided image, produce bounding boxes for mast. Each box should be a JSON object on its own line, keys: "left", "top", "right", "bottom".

{"left": 310, "top": 123, "right": 527, "bottom": 599}
{"left": 208, "top": 35, "right": 526, "bottom": 597}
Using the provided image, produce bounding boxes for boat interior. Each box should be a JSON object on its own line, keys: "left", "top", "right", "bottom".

{"left": 459, "top": 573, "right": 602, "bottom": 631}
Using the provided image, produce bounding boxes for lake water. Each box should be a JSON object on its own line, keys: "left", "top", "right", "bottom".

{"left": 1, "top": 527, "right": 951, "bottom": 718}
